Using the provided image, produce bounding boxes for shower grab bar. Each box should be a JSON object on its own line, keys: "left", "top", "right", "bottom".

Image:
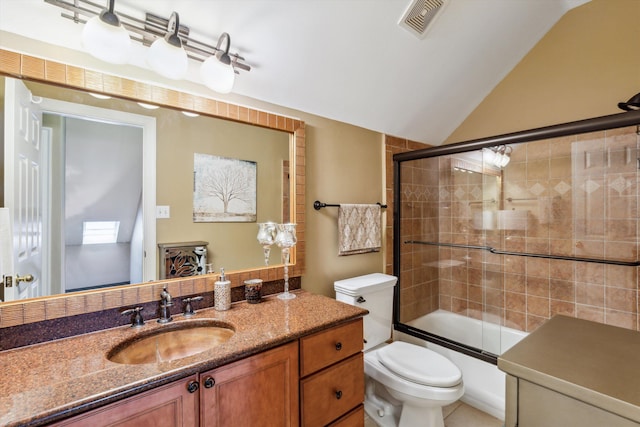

{"left": 467, "top": 199, "right": 496, "bottom": 205}
{"left": 405, "top": 240, "right": 640, "bottom": 266}
{"left": 506, "top": 197, "right": 538, "bottom": 202}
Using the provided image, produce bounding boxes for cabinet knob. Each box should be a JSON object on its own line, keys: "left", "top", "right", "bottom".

{"left": 203, "top": 376, "right": 215, "bottom": 389}
{"left": 335, "top": 342, "right": 342, "bottom": 351}
{"left": 335, "top": 390, "right": 343, "bottom": 400}
{"left": 187, "top": 380, "right": 200, "bottom": 394}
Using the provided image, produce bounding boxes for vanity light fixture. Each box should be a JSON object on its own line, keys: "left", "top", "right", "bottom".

{"left": 45, "top": 0, "right": 251, "bottom": 92}
{"left": 200, "top": 32, "right": 235, "bottom": 94}
{"left": 147, "top": 12, "right": 188, "bottom": 80}
{"left": 81, "top": 0, "right": 131, "bottom": 64}
{"left": 181, "top": 111, "right": 200, "bottom": 117}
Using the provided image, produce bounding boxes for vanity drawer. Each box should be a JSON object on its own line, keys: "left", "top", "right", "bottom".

{"left": 300, "top": 352, "right": 364, "bottom": 427}
{"left": 328, "top": 405, "right": 365, "bottom": 427}
{"left": 300, "top": 318, "right": 363, "bottom": 376}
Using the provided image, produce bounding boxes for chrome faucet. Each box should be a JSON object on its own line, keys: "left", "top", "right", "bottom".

{"left": 158, "top": 286, "right": 173, "bottom": 324}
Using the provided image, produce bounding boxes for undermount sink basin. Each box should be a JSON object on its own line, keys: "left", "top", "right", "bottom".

{"left": 107, "top": 319, "right": 235, "bottom": 365}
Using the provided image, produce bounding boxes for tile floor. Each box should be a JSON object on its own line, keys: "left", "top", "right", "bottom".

{"left": 364, "top": 400, "right": 503, "bottom": 427}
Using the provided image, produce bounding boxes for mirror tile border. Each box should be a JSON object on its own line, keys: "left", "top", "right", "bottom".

{"left": 0, "top": 49, "right": 306, "bottom": 328}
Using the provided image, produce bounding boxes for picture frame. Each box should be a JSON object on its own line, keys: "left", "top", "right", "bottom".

{"left": 193, "top": 153, "right": 257, "bottom": 222}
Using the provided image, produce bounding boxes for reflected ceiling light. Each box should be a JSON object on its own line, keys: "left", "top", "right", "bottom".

{"left": 46, "top": 0, "right": 251, "bottom": 92}
{"left": 493, "top": 145, "right": 512, "bottom": 168}
{"left": 137, "top": 102, "right": 159, "bottom": 110}
{"left": 200, "top": 33, "right": 236, "bottom": 94}
{"left": 81, "top": 0, "right": 132, "bottom": 64}
{"left": 89, "top": 92, "right": 112, "bottom": 100}
{"left": 485, "top": 146, "right": 511, "bottom": 169}
{"left": 182, "top": 111, "right": 200, "bottom": 117}
{"left": 147, "top": 12, "right": 188, "bottom": 80}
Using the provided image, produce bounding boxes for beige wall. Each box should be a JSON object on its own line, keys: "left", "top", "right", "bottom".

{"left": 445, "top": 0, "right": 640, "bottom": 144}
{"left": 303, "top": 117, "right": 385, "bottom": 296}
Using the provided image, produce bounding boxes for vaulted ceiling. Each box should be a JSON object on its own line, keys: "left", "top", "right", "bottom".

{"left": 0, "top": 0, "right": 590, "bottom": 144}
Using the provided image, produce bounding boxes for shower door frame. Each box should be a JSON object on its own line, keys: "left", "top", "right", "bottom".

{"left": 392, "top": 109, "right": 640, "bottom": 365}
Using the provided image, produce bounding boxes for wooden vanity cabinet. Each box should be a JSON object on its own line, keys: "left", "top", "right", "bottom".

{"left": 200, "top": 341, "right": 299, "bottom": 427}
{"left": 299, "top": 318, "right": 365, "bottom": 427}
{"left": 50, "top": 374, "right": 200, "bottom": 427}
{"left": 49, "top": 342, "right": 299, "bottom": 427}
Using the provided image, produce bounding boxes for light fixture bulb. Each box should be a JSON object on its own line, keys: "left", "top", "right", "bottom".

{"left": 483, "top": 148, "right": 497, "bottom": 166}
{"left": 500, "top": 147, "right": 512, "bottom": 167}
{"left": 200, "top": 56, "right": 235, "bottom": 93}
{"left": 82, "top": 13, "right": 131, "bottom": 64}
{"left": 147, "top": 38, "right": 188, "bottom": 80}
{"left": 147, "top": 11, "right": 188, "bottom": 80}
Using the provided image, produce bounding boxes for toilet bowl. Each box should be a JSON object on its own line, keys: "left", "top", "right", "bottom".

{"left": 334, "top": 273, "right": 464, "bottom": 427}
{"left": 364, "top": 341, "right": 464, "bottom": 427}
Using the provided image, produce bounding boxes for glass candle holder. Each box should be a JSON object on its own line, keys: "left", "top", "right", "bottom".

{"left": 275, "top": 223, "right": 297, "bottom": 300}
{"left": 256, "top": 222, "right": 277, "bottom": 266}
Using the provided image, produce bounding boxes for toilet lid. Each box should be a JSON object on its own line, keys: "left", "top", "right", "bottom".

{"left": 376, "top": 341, "right": 462, "bottom": 387}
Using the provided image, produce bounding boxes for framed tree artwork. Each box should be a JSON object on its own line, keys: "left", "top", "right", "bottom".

{"left": 193, "top": 153, "right": 257, "bottom": 222}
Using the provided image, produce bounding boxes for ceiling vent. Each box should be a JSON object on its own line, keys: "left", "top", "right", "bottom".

{"left": 399, "top": 0, "right": 448, "bottom": 39}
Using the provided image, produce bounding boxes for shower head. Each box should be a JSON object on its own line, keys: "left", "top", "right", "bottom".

{"left": 618, "top": 92, "right": 640, "bottom": 111}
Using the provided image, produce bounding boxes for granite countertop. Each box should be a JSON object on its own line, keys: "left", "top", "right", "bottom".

{"left": 0, "top": 290, "right": 367, "bottom": 427}
{"left": 498, "top": 315, "right": 640, "bottom": 423}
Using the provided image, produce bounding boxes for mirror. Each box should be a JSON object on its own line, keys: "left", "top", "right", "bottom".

{"left": 0, "top": 54, "right": 304, "bottom": 304}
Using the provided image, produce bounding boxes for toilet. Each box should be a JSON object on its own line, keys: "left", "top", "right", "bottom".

{"left": 335, "top": 273, "right": 464, "bottom": 427}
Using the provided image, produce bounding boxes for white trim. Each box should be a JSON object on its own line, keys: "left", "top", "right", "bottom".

{"left": 38, "top": 98, "right": 157, "bottom": 283}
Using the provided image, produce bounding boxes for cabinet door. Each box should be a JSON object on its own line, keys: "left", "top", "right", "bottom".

{"left": 50, "top": 375, "right": 199, "bottom": 427}
{"left": 200, "top": 341, "right": 299, "bottom": 427}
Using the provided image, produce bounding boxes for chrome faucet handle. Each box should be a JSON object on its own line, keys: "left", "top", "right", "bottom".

{"left": 183, "top": 295, "right": 204, "bottom": 317}
{"left": 121, "top": 306, "right": 145, "bottom": 328}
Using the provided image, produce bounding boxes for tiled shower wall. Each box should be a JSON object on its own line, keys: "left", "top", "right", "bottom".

{"left": 394, "top": 125, "right": 640, "bottom": 334}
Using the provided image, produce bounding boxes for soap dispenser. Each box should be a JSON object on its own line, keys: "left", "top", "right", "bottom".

{"left": 214, "top": 268, "right": 231, "bottom": 311}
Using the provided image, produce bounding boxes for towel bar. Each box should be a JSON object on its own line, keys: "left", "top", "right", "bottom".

{"left": 313, "top": 200, "right": 387, "bottom": 210}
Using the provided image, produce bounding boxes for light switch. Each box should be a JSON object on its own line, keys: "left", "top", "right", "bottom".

{"left": 156, "top": 205, "right": 170, "bottom": 219}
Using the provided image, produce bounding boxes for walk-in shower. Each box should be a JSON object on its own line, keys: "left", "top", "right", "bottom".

{"left": 393, "top": 110, "right": 640, "bottom": 365}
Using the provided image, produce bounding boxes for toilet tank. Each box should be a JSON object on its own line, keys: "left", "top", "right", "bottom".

{"left": 334, "top": 273, "right": 397, "bottom": 351}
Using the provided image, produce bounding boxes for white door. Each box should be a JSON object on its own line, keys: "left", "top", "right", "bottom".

{"left": 3, "top": 78, "right": 45, "bottom": 301}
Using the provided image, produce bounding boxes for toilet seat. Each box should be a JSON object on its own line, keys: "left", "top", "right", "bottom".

{"left": 376, "top": 341, "right": 462, "bottom": 387}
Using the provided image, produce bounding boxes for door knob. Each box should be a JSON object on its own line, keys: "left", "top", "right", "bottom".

{"left": 15, "top": 274, "right": 34, "bottom": 283}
